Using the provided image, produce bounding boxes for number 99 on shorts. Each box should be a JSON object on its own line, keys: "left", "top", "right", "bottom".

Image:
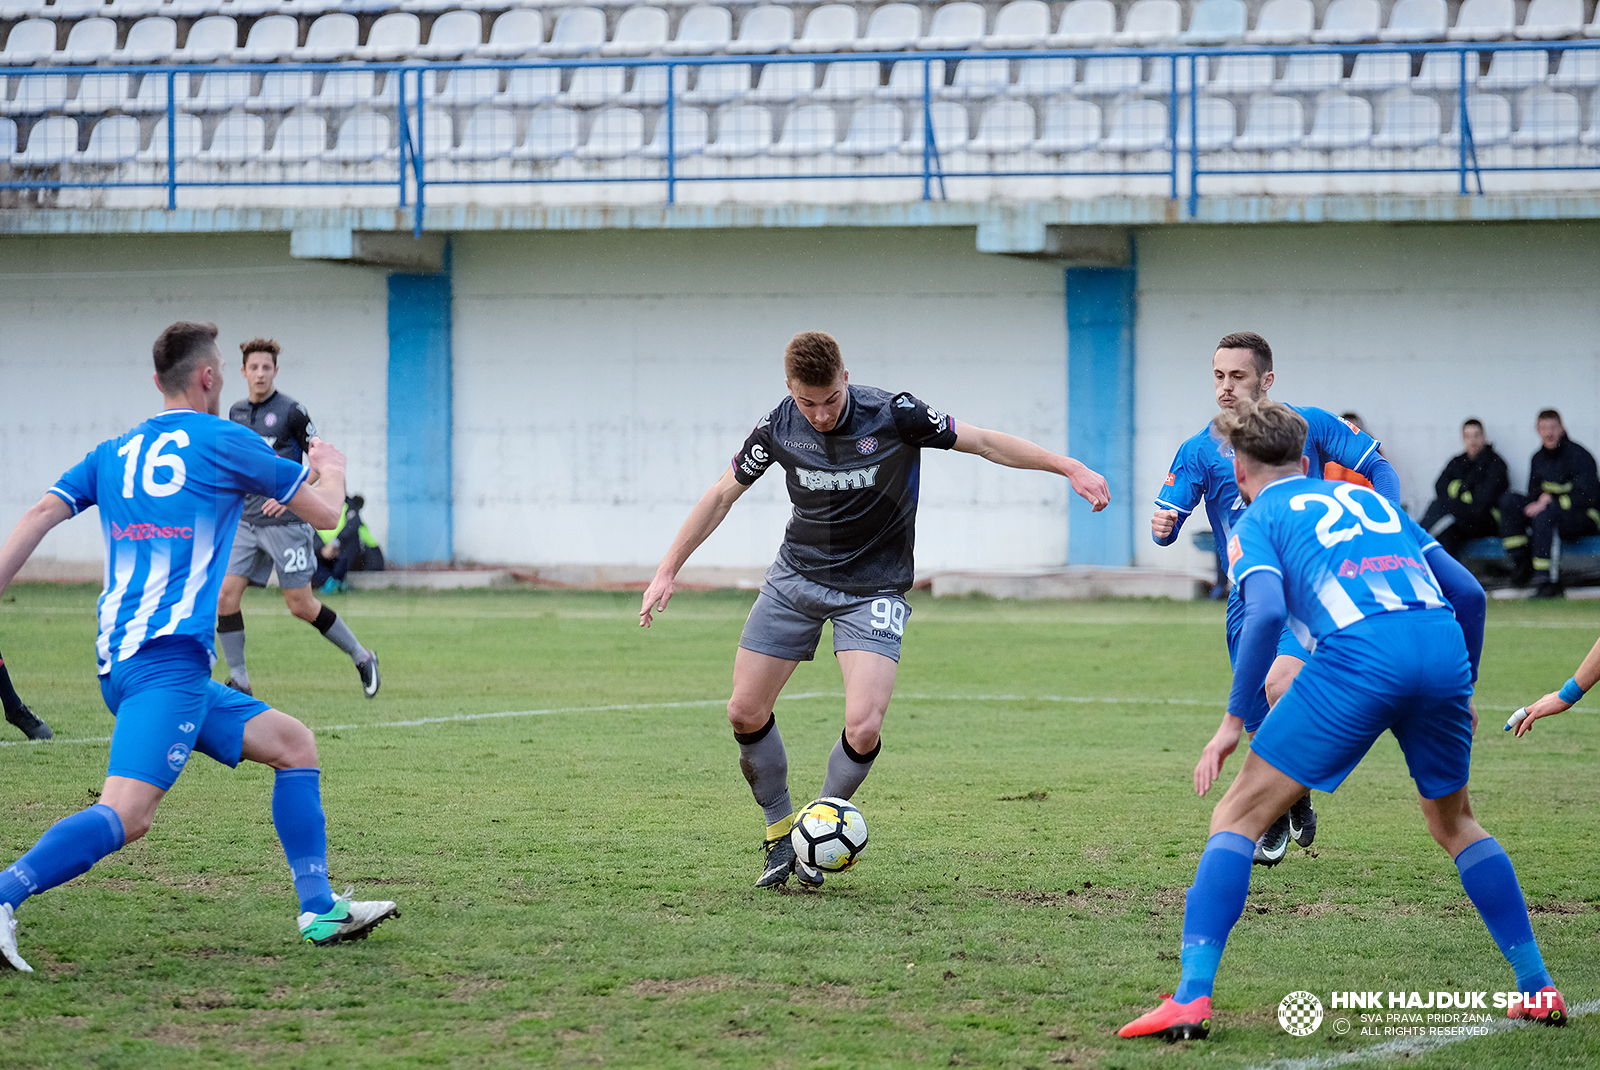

{"left": 869, "top": 598, "right": 907, "bottom": 637}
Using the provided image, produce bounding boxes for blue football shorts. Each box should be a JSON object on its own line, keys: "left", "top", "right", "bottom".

{"left": 739, "top": 559, "right": 911, "bottom": 663}
{"left": 1225, "top": 587, "right": 1313, "bottom": 732}
{"left": 1249, "top": 610, "right": 1475, "bottom": 800}
{"left": 101, "top": 635, "right": 272, "bottom": 789}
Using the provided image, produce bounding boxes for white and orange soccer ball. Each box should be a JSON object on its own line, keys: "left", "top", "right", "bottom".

{"left": 790, "top": 797, "right": 869, "bottom": 872}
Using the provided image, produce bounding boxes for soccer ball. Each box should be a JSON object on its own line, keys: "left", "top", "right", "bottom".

{"left": 790, "top": 797, "right": 868, "bottom": 872}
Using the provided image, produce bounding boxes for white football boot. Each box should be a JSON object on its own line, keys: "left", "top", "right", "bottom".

{"left": 0, "top": 903, "right": 33, "bottom": 972}
{"left": 298, "top": 886, "right": 399, "bottom": 946}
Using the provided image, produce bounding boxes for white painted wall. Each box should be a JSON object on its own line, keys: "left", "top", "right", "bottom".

{"left": 450, "top": 228, "right": 1074, "bottom": 571}
{"left": 1133, "top": 221, "right": 1600, "bottom": 570}
{"left": 0, "top": 234, "right": 390, "bottom": 573}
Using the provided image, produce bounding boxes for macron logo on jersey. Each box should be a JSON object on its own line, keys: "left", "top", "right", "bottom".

{"left": 1337, "top": 554, "right": 1424, "bottom": 579}
{"left": 796, "top": 465, "right": 880, "bottom": 491}
{"left": 110, "top": 522, "right": 195, "bottom": 541}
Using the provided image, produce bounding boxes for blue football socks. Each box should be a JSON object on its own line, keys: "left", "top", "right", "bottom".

{"left": 272, "top": 768, "right": 336, "bottom": 916}
{"left": 1173, "top": 831, "right": 1256, "bottom": 1003}
{"left": 0, "top": 804, "right": 125, "bottom": 910}
{"left": 1455, "top": 836, "right": 1553, "bottom": 995}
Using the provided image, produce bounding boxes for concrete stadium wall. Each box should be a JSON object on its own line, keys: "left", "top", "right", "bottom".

{"left": 0, "top": 233, "right": 389, "bottom": 574}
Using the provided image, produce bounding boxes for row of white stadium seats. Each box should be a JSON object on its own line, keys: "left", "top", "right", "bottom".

{"left": 7, "top": 91, "right": 1599, "bottom": 164}
{"left": 5, "top": 1, "right": 1600, "bottom": 69}
{"left": 7, "top": 51, "right": 1600, "bottom": 115}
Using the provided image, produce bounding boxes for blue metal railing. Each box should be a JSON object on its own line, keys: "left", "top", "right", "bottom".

{"left": 2, "top": 40, "right": 1597, "bottom": 231}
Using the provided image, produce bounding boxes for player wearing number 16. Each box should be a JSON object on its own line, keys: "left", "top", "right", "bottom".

{"left": 639, "top": 332, "right": 1111, "bottom": 889}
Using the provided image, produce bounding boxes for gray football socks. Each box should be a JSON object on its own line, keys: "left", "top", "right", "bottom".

{"left": 217, "top": 612, "right": 249, "bottom": 687}
{"left": 735, "top": 713, "right": 793, "bottom": 830}
{"left": 821, "top": 731, "right": 881, "bottom": 801}
{"left": 311, "top": 604, "right": 370, "bottom": 666}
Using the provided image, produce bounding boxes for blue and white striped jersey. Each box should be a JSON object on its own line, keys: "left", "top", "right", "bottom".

{"left": 48, "top": 408, "right": 309, "bottom": 674}
{"left": 1226, "top": 474, "right": 1447, "bottom": 652}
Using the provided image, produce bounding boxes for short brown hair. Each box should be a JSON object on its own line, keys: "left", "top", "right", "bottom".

{"left": 784, "top": 331, "right": 844, "bottom": 388}
{"left": 152, "top": 321, "right": 220, "bottom": 395}
{"left": 1216, "top": 331, "right": 1273, "bottom": 377}
{"left": 1538, "top": 409, "right": 1562, "bottom": 424}
{"left": 240, "top": 337, "right": 281, "bottom": 366}
{"left": 1213, "top": 396, "right": 1306, "bottom": 467}
{"left": 1462, "top": 418, "right": 1484, "bottom": 432}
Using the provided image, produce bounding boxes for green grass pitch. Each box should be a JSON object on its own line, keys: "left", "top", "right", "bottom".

{"left": 1, "top": 583, "right": 1597, "bottom": 1069}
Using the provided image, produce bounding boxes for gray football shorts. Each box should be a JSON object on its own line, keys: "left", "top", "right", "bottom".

{"left": 739, "top": 559, "right": 912, "bottom": 663}
{"left": 227, "top": 521, "right": 317, "bottom": 589}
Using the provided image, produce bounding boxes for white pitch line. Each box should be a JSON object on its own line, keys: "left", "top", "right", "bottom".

{"left": 1240, "top": 998, "right": 1599, "bottom": 1070}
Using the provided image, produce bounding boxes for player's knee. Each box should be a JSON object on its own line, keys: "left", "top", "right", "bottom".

{"left": 843, "top": 722, "right": 880, "bottom": 754}
{"left": 726, "top": 699, "right": 769, "bottom": 735}
{"left": 285, "top": 591, "right": 320, "bottom": 621}
{"left": 116, "top": 810, "right": 154, "bottom": 844}
{"left": 278, "top": 720, "right": 319, "bottom": 768}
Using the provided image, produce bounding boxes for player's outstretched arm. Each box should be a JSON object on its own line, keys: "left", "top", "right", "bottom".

{"left": 1195, "top": 713, "right": 1245, "bottom": 796}
{"left": 640, "top": 467, "right": 750, "bottom": 628}
{"left": 283, "top": 437, "right": 346, "bottom": 531}
{"left": 0, "top": 495, "right": 74, "bottom": 598}
{"left": 1514, "top": 631, "right": 1600, "bottom": 737}
{"left": 951, "top": 424, "right": 1110, "bottom": 512}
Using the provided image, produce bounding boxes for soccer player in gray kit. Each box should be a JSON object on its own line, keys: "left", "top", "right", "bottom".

{"left": 640, "top": 332, "right": 1111, "bottom": 888}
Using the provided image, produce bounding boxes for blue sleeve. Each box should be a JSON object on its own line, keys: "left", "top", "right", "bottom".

{"left": 1363, "top": 455, "right": 1402, "bottom": 508}
{"left": 48, "top": 448, "right": 100, "bottom": 516}
{"left": 1425, "top": 543, "right": 1486, "bottom": 684}
{"left": 1304, "top": 407, "right": 1382, "bottom": 473}
{"left": 215, "top": 423, "right": 308, "bottom": 501}
{"left": 1228, "top": 569, "right": 1287, "bottom": 720}
{"left": 1152, "top": 440, "right": 1203, "bottom": 546}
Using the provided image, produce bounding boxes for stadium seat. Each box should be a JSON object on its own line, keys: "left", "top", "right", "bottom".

{"left": 0, "top": 0, "right": 45, "bottom": 23}
{"left": 1312, "top": 0, "right": 1379, "bottom": 41}
{"left": 1347, "top": 51, "right": 1410, "bottom": 90}
{"left": 481, "top": 9, "right": 543, "bottom": 58}
{"left": 770, "top": 102, "right": 836, "bottom": 155}
{"left": 1478, "top": 49, "right": 1549, "bottom": 90}
{"left": 1140, "top": 53, "right": 1197, "bottom": 93}
{"left": 1077, "top": 55, "right": 1142, "bottom": 95}
{"left": 123, "top": 70, "right": 187, "bottom": 112}
{"left": 665, "top": 6, "right": 733, "bottom": 55}
{"left": 617, "top": 64, "right": 686, "bottom": 105}
{"left": 431, "top": 67, "right": 501, "bottom": 107}
{"left": 1413, "top": 50, "right": 1474, "bottom": 90}
{"left": 1101, "top": 97, "right": 1166, "bottom": 150}
{"left": 295, "top": 14, "right": 359, "bottom": 61}
{"left": 983, "top": 0, "right": 1051, "bottom": 49}
{"left": 1379, "top": 0, "right": 1447, "bottom": 41}
{"left": 79, "top": 114, "right": 140, "bottom": 162}
{"left": 1510, "top": 90, "right": 1580, "bottom": 144}
{"left": 1010, "top": 56, "right": 1075, "bottom": 96}
{"left": 1551, "top": 48, "right": 1600, "bottom": 88}
{"left": 330, "top": 111, "right": 392, "bottom": 161}
{"left": 409, "top": 105, "right": 456, "bottom": 153}
{"left": 1033, "top": 97, "right": 1100, "bottom": 151}
{"left": 418, "top": 10, "right": 484, "bottom": 59}
{"left": 815, "top": 59, "right": 879, "bottom": 99}
{"left": 240, "top": 14, "right": 298, "bottom": 62}
{"left": 541, "top": 7, "right": 604, "bottom": 56}
{"left": 600, "top": 7, "right": 667, "bottom": 56}
{"left": 683, "top": 62, "right": 749, "bottom": 103}
{"left": 1246, "top": 0, "right": 1313, "bottom": 44}
{"left": 503, "top": 66, "right": 561, "bottom": 105}
{"left": 0, "top": 116, "right": 12, "bottom": 155}
{"left": 1113, "top": 0, "right": 1181, "bottom": 45}
{"left": 562, "top": 65, "right": 626, "bottom": 107}
{"left": 451, "top": 106, "right": 514, "bottom": 159}
{"left": 245, "top": 71, "right": 313, "bottom": 114}
{"left": 355, "top": 13, "right": 421, "bottom": 61}
{"left": 402, "top": 0, "right": 460, "bottom": 12}
{"left": 1442, "top": 93, "right": 1512, "bottom": 143}
{"left": 945, "top": 58, "right": 1011, "bottom": 99}
{"left": 309, "top": 69, "right": 380, "bottom": 111}
{"left": 201, "top": 111, "right": 266, "bottom": 161}
{"left": 1207, "top": 54, "right": 1274, "bottom": 94}
{"left": 706, "top": 103, "right": 772, "bottom": 156}
{"left": 188, "top": 70, "right": 253, "bottom": 111}
{"left": 964, "top": 99, "right": 1033, "bottom": 152}
{"left": 176, "top": 16, "right": 240, "bottom": 63}
{"left": 55, "top": 18, "right": 117, "bottom": 65}
{"left": 901, "top": 99, "right": 968, "bottom": 153}
{"left": 879, "top": 59, "right": 944, "bottom": 99}
{"left": 1585, "top": 3, "right": 1600, "bottom": 36}
{"left": 1277, "top": 52, "right": 1343, "bottom": 92}
{"left": 1178, "top": 96, "right": 1234, "bottom": 148}
{"left": 51, "top": 0, "right": 108, "bottom": 20}
{"left": 574, "top": 106, "right": 644, "bottom": 157}
{"left": 139, "top": 112, "right": 203, "bottom": 159}
{"left": 1234, "top": 95, "right": 1303, "bottom": 148}
{"left": 855, "top": 4, "right": 921, "bottom": 51}
{"left": 1, "top": 73, "right": 72, "bottom": 114}
{"left": 515, "top": 107, "right": 580, "bottom": 157}
{"left": 265, "top": 112, "right": 327, "bottom": 161}
{"left": 749, "top": 61, "right": 816, "bottom": 102}
{"left": 1449, "top": 0, "right": 1515, "bottom": 40}
{"left": 1, "top": 20, "right": 59, "bottom": 65}
{"left": 728, "top": 5, "right": 793, "bottom": 54}
{"left": 792, "top": 5, "right": 857, "bottom": 52}
{"left": 1371, "top": 91, "right": 1442, "bottom": 146}
{"left": 65, "top": 72, "right": 131, "bottom": 113}
{"left": 1180, "top": 0, "right": 1247, "bottom": 44}
{"left": 835, "top": 101, "right": 902, "bottom": 153}
{"left": 1304, "top": 93, "right": 1371, "bottom": 147}
{"left": 919, "top": 3, "right": 986, "bottom": 50}
{"left": 19, "top": 114, "right": 77, "bottom": 164}
{"left": 1048, "top": 0, "right": 1116, "bottom": 46}
{"left": 1517, "top": 0, "right": 1584, "bottom": 38}
{"left": 640, "top": 106, "right": 708, "bottom": 156}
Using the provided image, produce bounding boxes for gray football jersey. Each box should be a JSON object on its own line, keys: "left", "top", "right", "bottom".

{"left": 228, "top": 390, "right": 314, "bottom": 527}
{"left": 732, "top": 384, "right": 958, "bottom": 595}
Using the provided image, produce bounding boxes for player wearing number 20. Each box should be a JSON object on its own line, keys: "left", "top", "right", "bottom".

{"left": 1121, "top": 398, "right": 1565, "bottom": 1041}
{"left": 640, "top": 332, "right": 1111, "bottom": 890}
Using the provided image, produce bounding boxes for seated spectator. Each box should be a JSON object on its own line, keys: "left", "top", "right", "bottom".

{"left": 313, "top": 495, "right": 385, "bottom": 593}
{"left": 1420, "top": 418, "right": 1509, "bottom": 559}
{"left": 1499, "top": 409, "right": 1600, "bottom": 596}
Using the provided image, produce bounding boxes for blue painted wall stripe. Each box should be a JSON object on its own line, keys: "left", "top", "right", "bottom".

{"left": 1065, "top": 263, "right": 1136, "bottom": 566}
{"left": 386, "top": 270, "right": 453, "bottom": 565}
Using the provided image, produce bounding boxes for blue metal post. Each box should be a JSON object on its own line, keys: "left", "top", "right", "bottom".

{"left": 1066, "top": 262, "right": 1137, "bottom": 567}
{"left": 1458, "top": 50, "right": 1468, "bottom": 196}
{"left": 397, "top": 66, "right": 410, "bottom": 209}
{"left": 386, "top": 264, "right": 454, "bottom": 565}
{"left": 921, "top": 57, "right": 933, "bottom": 201}
{"left": 166, "top": 70, "right": 177, "bottom": 210}
{"left": 1186, "top": 53, "right": 1199, "bottom": 218}
{"left": 666, "top": 61, "right": 677, "bottom": 204}
{"left": 1167, "top": 54, "right": 1178, "bottom": 202}
{"left": 414, "top": 72, "right": 427, "bottom": 238}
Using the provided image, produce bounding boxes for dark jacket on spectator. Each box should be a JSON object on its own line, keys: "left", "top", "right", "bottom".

{"left": 1433, "top": 445, "right": 1509, "bottom": 528}
{"left": 1528, "top": 435, "right": 1600, "bottom": 525}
